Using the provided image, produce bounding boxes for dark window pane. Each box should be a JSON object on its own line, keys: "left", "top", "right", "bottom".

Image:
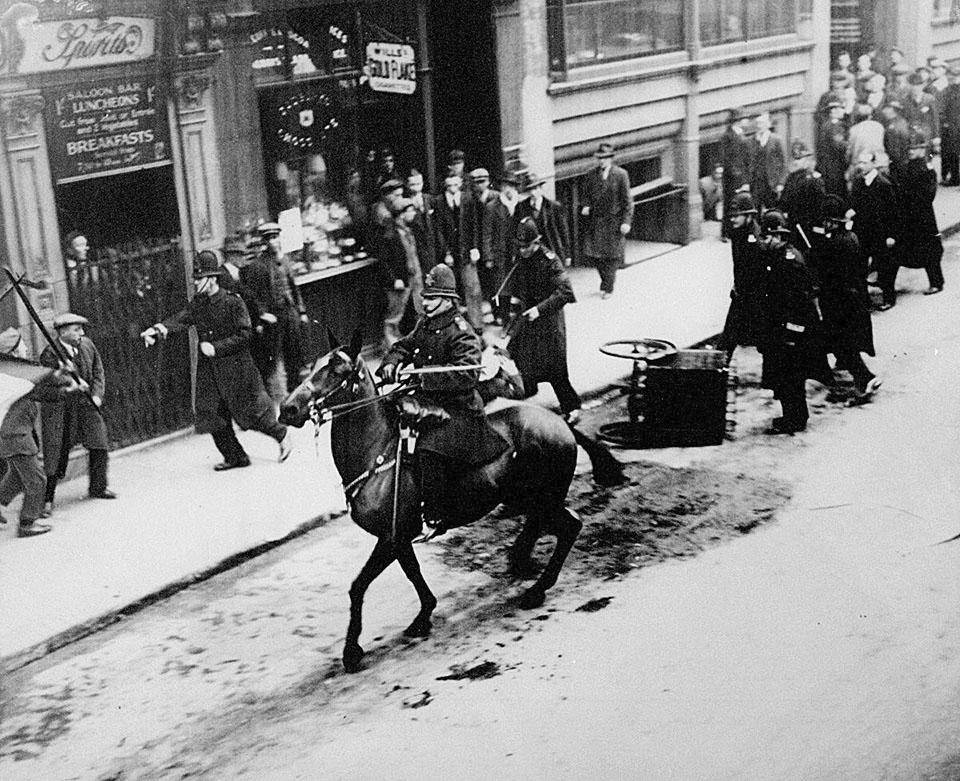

{"left": 561, "top": 0, "right": 684, "bottom": 67}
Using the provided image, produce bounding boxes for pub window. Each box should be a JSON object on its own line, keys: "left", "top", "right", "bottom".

{"left": 699, "top": 0, "right": 797, "bottom": 46}
{"left": 547, "top": 0, "right": 684, "bottom": 74}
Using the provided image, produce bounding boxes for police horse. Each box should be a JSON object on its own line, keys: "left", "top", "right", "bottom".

{"left": 280, "top": 332, "right": 620, "bottom": 673}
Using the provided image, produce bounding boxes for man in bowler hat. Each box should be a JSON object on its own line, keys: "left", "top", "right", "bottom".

{"left": 580, "top": 142, "right": 634, "bottom": 298}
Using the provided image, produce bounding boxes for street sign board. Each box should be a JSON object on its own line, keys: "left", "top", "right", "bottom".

{"left": 365, "top": 42, "right": 416, "bottom": 95}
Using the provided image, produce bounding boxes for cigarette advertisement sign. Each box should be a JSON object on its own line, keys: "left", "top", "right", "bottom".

{"left": 44, "top": 78, "right": 171, "bottom": 184}
{"left": 365, "top": 42, "right": 416, "bottom": 95}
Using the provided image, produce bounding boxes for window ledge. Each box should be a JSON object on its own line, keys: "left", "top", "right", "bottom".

{"left": 548, "top": 36, "right": 814, "bottom": 96}
{"left": 933, "top": 16, "right": 958, "bottom": 28}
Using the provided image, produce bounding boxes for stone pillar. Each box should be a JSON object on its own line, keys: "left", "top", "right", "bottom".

{"left": 495, "top": 0, "right": 555, "bottom": 193}
{"left": 0, "top": 91, "right": 64, "bottom": 351}
{"left": 172, "top": 70, "right": 227, "bottom": 258}
{"left": 797, "top": 0, "right": 831, "bottom": 147}
{"left": 682, "top": 0, "right": 702, "bottom": 243}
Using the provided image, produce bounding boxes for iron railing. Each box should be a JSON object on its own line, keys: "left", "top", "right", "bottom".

{"left": 65, "top": 238, "right": 193, "bottom": 449}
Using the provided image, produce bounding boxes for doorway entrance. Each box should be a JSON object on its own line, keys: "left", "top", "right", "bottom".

{"left": 428, "top": 0, "right": 503, "bottom": 176}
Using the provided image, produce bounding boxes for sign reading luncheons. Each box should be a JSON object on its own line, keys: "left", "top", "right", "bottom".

{"left": 44, "top": 78, "right": 171, "bottom": 183}
{"left": 0, "top": 6, "right": 155, "bottom": 75}
{"left": 365, "top": 42, "right": 416, "bottom": 95}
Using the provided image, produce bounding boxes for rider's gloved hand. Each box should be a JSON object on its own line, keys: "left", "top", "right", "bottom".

{"left": 378, "top": 362, "right": 397, "bottom": 384}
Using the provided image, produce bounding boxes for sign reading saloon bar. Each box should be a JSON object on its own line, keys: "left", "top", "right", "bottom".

{"left": 44, "top": 78, "right": 171, "bottom": 183}
{"left": 0, "top": 9, "right": 154, "bottom": 75}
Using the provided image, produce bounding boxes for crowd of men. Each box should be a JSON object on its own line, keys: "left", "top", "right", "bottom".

{"left": 715, "top": 46, "right": 954, "bottom": 433}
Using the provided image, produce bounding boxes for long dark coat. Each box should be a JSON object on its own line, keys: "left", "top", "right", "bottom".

{"left": 434, "top": 194, "right": 484, "bottom": 330}
{"left": 816, "top": 120, "right": 849, "bottom": 199}
{"left": 757, "top": 240, "right": 833, "bottom": 392}
{"left": 720, "top": 127, "right": 753, "bottom": 235}
{"left": 581, "top": 164, "right": 634, "bottom": 261}
{"left": 720, "top": 220, "right": 765, "bottom": 348}
{"left": 503, "top": 245, "right": 575, "bottom": 384}
{"left": 940, "top": 83, "right": 960, "bottom": 155}
{"left": 161, "top": 290, "right": 276, "bottom": 435}
{"left": 896, "top": 158, "right": 943, "bottom": 269}
{"left": 381, "top": 309, "right": 507, "bottom": 465}
{"left": 516, "top": 196, "right": 570, "bottom": 262}
{"left": 849, "top": 171, "right": 899, "bottom": 254}
{"left": 0, "top": 373, "right": 68, "bottom": 458}
{"left": 40, "top": 337, "right": 109, "bottom": 475}
{"left": 750, "top": 133, "right": 788, "bottom": 210}
{"left": 409, "top": 193, "right": 438, "bottom": 275}
{"left": 239, "top": 250, "right": 306, "bottom": 375}
{"left": 482, "top": 197, "right": 519, "bottom": 302}
{"left": 814, "top": 228, "right": 875, "bottom": 356}
{"left": 779, "top": 169, "right": 827, "bottom": 245}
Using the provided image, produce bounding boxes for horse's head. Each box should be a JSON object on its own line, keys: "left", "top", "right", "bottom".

{"left": 279, "top": 329, "right": 366, "bottom": 427}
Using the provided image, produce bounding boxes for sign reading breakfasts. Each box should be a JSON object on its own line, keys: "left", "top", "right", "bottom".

{"left": 0, "top": 4, "right": 155, "bottom": 75}
{"left": 44, "top": 79, "right": 171, "bottom": 183}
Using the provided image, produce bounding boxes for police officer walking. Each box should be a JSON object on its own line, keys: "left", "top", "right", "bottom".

{"left": 718, "top": 192, "right": 765, "bottom": 357}
{"left": 141, "top": 251, "right": 291, "bottom": 470}
{"left": 780, "top": 140, "right": 827, "bottom": 247}
{"left": 757, "top": 210, "right": 830, "bottom": 434}
{"left": 503, "top": 217, "right": 582, "bottom": 422}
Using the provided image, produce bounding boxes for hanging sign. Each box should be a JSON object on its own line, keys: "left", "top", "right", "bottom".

{"left": 0, "top": 5, "right": 154, "bottom": 75}
{"left": 44, "top": 78, "right": 171, "bottom": 184}
{"left": 365, "top": 42, "right": 416, "bottom": 95}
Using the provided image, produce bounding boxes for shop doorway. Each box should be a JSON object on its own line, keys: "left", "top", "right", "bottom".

{"left": 428, "top": 0, "right": 503, "bottom": 177}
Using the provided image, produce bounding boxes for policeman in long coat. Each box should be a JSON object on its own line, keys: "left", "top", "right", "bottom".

{"left": 503, "top": 217, "right": 582, "bottom": 420}
{"left": 579, "top": 142, "right": 634, "bottom": 297}
{"left": 718, "top": 192, "right": 765, "bottom": 356}
{"left": 816, "top": 100, "right": 850, "bottom": 199}
{"left": 141, "top": 251, "right": 291, "bottom": 470}
{"left": 757, "top": 210, "right": 830, "bottom": 434}
{"left": 377, "top": 264, "right": 507, "bottom": 541}
{"left": 814, "top": 196, "right": 881, "bottom": 401}
{"left": 40, "top": 312, "right": 113, "bottom": 512}
{"left": 779, "top": 139, "right": 827, "bottom": 247}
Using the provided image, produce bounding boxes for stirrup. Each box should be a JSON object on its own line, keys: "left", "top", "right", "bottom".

{"left": 412, "top": 517, "right": 445, "bottom": 544}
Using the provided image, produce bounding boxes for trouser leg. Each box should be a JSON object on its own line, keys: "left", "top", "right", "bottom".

{"left": 251, "top": 408, "right": 287, "bottom": 443}
{"left": 281, "top": 310, "right": 305, "bottom": 393}
{"left": 926, "top": 242, "right": 945, "bottom": 289}
{"left": 87, "top": 448, "right": 109, "bottom": 495}
{"left": 836, "top": 348, "right": 874, "bottom": 391}
{"left": 44, "top": 475, "right": 58, "bottom": 503}
{"left": 418, "top": 449, "right": 448, "bottom": 523}
{"left": 597, "top": 256, "right": 618, "bottom": 294}
{"left": 14, "top": 455, "right": 44, "bottom": 521}
{"left": 0, "top": 458, "right": 25, "bottom": 508}
{"left": 549, "top": 371, "right": 583, "bottom": 415}
{"left": 876, "top": 252, "right": 899, "bottom": 304}
{"left": 383, "top": 288, "right": 410, "bottom": 346}
{"left": 211, "top": 426, "right": 249, "bottom": 465}
{"left": 778, "top": 376, "right": 808, "bottom": 428}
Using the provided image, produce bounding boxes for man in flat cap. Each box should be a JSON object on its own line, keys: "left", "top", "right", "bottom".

{"left": 40, "top": 312, "right": 114, "bottom": 513}
{"left": 374, "top": 178, "right": 405, "bottom": 231}
{"left": 141, "top": 251, "right": 291, "bottom": 470}
{"left": 580, "top": 142, "right": 634, "bottom": 298}
{"left": 241, "top": 221, "right": 309, "bottom": 397}
{"left": 465, "top": 167, "right": 501, "bottom": 312}
{"left": 750, "top": 112, "right": 788, "bottom": 212}
{"left": 378, "top": 196, "right": 422, "bottom": 346}
{"left": 483, "top": 171, "right": 522, "bottom": 323}
{"left": 516, "top": 170, "right": 571, "bottom": 269}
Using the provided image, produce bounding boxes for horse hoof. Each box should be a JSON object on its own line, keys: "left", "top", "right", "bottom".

{"left": 403, "top": 617, "right": 432, "bottom": 638}
{"left": 343, "top": 643, "right": 365, "bottom": 673}
{"left": 519, "top": 586, "right": 546, "bottom": 610}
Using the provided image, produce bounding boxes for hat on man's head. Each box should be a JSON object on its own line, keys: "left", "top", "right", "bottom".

{"left": 822, "top": 194, "right": 848, "bottom": 223}
{"left": 223, "top": 235, "right": 248, "bottom": 256}
{"left": 193, "top": 250, "right": 222, "bottom": 279}
{"left": 388, "top": 196, "right": 415, "bottom": 218}
{"left": 728, "top": 192, "right": 757, "bottom": 217}
{"left": 53, "top": 312, "right": 89, "bottom": 330}
{"left": 0, "top": 327, "right": 21, "bottom": 354}
{"left": 884, "top": 98, "right": 904, "bottom": 112}
{"left": 791, "top": 138, "right": 813, "bottom": 159}
{"left": 595, "top": 142, "right": 615, "bottom": 158}
{"left": 448, "top": 149, "right": 465, "bottom": 164}
{"left": 516, "top": 216, "right": 541, "bottom": 247}
{"left": 826, "top": 97, "right": 844, "bottom": 109}
{"left": 760, "top": 210, "right": 793, "bottom": 236}
{"left": 908, "top": 71, "right": 926, "bottom": 85}
{"left": 520, "top": 170, "right": 545, "bottom": 191}
{"left": 469, "top": 167, "right": 490, "bottom": 181}
{"left": 499, "top": 170, "right": 521, "bottom": 187}
{"left": 257, "top": 221, "right": 281, "bottom": 237}
{"left": 379, "top": 178, "right": 404, "bottom": 194}
{"left": 930, "top": 57, "right": 946, "bottom": 70}
{"left": 422, "top": 264, "right": 460, "bottom": 301}
{"left": 406, "top": 168, "right": 424, "bottom": 185}
{"left": 443, "top": 173, "right": 463, "bottom": 188}
{"left": 909, "top": 129, "right": 930, "bottom": 148}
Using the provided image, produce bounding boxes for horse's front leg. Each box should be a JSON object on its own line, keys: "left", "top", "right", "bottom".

{"left": 520, "top": 506, "right": 582, "bottom": 609}
{"left": 395, "top": 542, "right": 438, "bottom": 637}
{"left": 344, "top": 536, "right": 396, "bottom": 672}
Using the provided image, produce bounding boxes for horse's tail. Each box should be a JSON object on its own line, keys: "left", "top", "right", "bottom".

{"left": 567, "top": 423, "right": 626, "bottom": 487}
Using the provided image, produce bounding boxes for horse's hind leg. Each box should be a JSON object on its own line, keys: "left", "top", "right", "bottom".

{"left": 344, "top": 536, "right": 396, "bottom": 673}
{"left": 395, "top": 542, "right": 438, "bottom": 637}
{"left": 519, "top": 507, "right": 582, "bottom": 610}
{"left": 508, "top": 515, "right": 543, "bottom": 579}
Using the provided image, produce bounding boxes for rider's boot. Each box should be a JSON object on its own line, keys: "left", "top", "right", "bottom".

{"left": 413, "top": 452, "right": 448, "bottom": 544}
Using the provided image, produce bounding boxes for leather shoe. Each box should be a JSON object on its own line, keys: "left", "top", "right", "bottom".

{"left": 214, "top": 460, "right": 250, "bottom": 471}
{"left": 89, "top": 489, "right": 117, "bottom": 499}
{"left": 923, "top": 285, "right": 943, "bottom": 296}
{"left": 40, "top": 502, "right": 53, "bottom": 519}
{"left": 18, "top": 521, "right": 52, "bottom": 538}
{"left": 766, "top": 417, "right": 806, "bottom": 435}
{"left": 876, "top": 302, "right": 894, "bottom": 311}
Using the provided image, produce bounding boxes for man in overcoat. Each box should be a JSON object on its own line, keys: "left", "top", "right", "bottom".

{"left": 465, "top": 168, "right": 501, "bottom": 307}
{"left": 405, "top": 169, "right": 437, "bottom": 275}
{"left": 904, "top": 72, "right": 940, "bottom": 149}
{"left": 0, "top": 328, "right": 79, "bottom": 537}
{"left": 718, "top": 193, "right": 765, "bottom": 357}
{"left": 779, "top": 139, "right": 827, "bottom": 247}
{"left": 719, "top": 108, "right": 753, "bottom": 239}
{"left": 939, "top": 66, "right": 960, "bottom": 185}
{"left": 890, "top": 132, "right": 945, "bottom": 303}
{"left": 378, "top": 197, "right": 422, "bottom": 346}
{"left": 756, "top": 210, "right": 830, "bottom": 434}
{"left": 141, "top": 251, "right": 291, "bottom": 470}
{"left": 40, "top": 312, "right": 114, "bottom": 513}
{"left": 434, "top": 173, "right": 484, "bottom": 331}
{"left": 816, "top": 100, "right": 850, "bottom": 200}
{"left": 881, "top": 100, "right": 912, "bottom": 184}
{"left": 849, "top": 151, "right": 898, "bottom": 298}
{"left": 750, "top": 112, "right": 787, "bottom": 211}
{"left": 503, "top": 217, "right": 582, "bottom": 421}
{"left": 240, "top": 222, "right": 309, "bottom": 395}
{"left": 814, "top": 195, "right": 881, "bottom": 402}
{"left": 579, "top": 142, "right": 634, "bottom": 298}
{"left": 377, "top": 264, "right": 507, "bottom": 542}
{"left": 482, "top": 171, "right": 522, "bottom": 322}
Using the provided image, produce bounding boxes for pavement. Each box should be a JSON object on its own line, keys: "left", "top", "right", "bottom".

{"left": 2, "top": 185, "right": 959, "bottom": 673}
